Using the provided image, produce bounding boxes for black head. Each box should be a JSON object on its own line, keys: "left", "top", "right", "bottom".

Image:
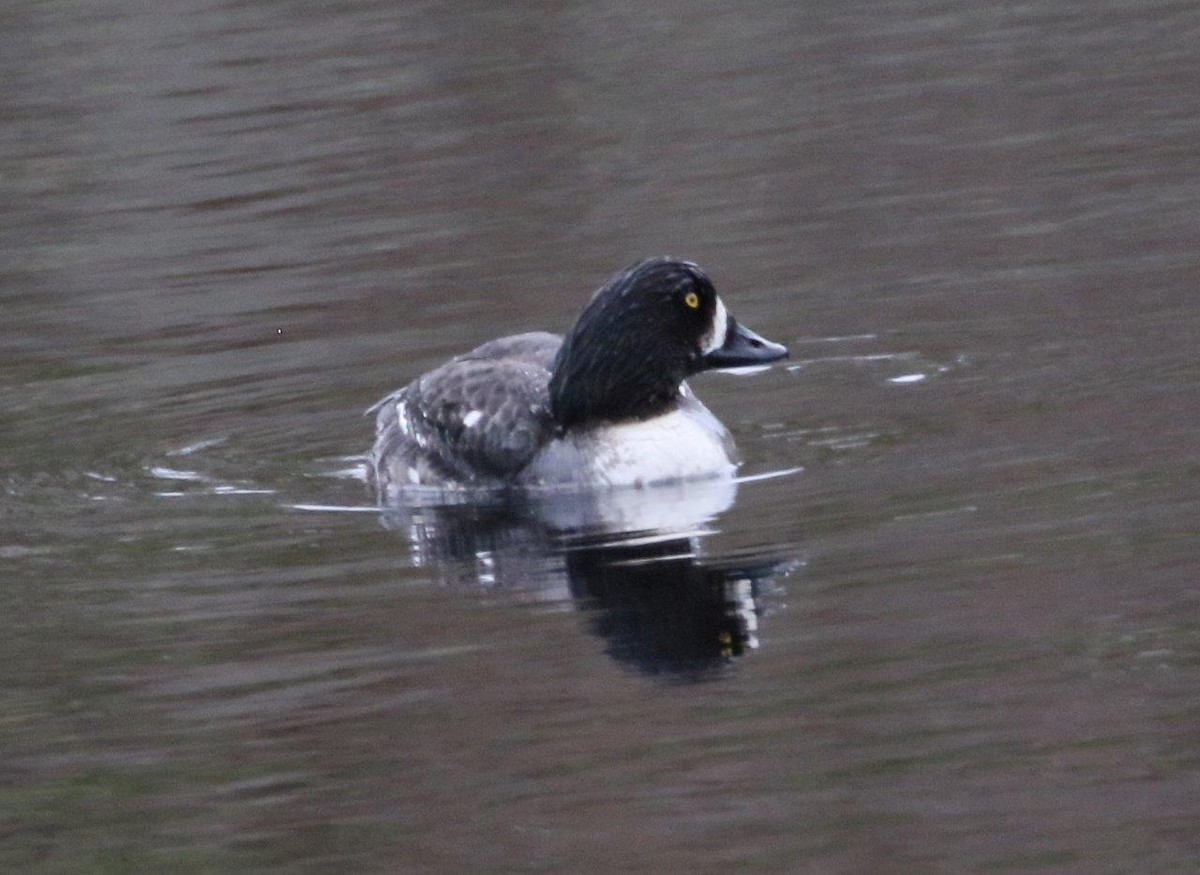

{"left": 548, "top": 258, "right": 788, "bottom": 430}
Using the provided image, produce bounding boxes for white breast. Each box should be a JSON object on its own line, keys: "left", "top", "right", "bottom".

{"left": 520, "top": 394, "right": 737, "bottom": 489}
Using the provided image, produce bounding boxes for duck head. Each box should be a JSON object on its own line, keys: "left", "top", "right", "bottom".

{"left": 549, "top": 258, "right": 788, "bottom": 430}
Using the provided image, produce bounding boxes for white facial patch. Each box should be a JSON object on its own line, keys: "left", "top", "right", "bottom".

{"left": 700, "top": 297, "right": 729, "bottom": 355}
{"left": 462, "top": 410, "right": 483, "bottom": 429}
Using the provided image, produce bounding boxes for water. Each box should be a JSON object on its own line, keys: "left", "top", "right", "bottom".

{"left": 3, "top": 1, "right": 1198, "bottom": 870}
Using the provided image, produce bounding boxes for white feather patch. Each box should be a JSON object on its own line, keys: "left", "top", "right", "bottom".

{"left": 701, "top": 298, "right": 728, "bottom": 355}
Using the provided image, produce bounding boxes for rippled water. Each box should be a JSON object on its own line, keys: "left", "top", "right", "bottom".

{"left": 3, "top": 2, "right": 1198, "bottom": 871}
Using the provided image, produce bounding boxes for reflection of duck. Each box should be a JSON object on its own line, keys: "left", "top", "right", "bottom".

{"left": 368, "top": 258, "right": 787, "bottom": 497}
{"left": 564, "top": 535, "right": 791, "bottom": 680}
{"left": 379, "top": 478, "right": 800, "bottom": 679}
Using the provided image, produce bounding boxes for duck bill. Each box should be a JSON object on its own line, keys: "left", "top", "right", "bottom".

{"left": 702, "top": 317, "right": 789, "bottom": 368}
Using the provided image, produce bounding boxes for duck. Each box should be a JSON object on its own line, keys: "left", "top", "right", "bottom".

{"left": 367, "top": 257, "right": 788, "bottom": 496}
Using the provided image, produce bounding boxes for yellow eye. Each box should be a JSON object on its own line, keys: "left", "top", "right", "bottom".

{"left": 684, "top": 291, "right": 700, "bottom": 309}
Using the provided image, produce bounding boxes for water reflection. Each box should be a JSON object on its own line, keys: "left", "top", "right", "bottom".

{"left": 379, "top": 478, "right": 799, "bottom": 680}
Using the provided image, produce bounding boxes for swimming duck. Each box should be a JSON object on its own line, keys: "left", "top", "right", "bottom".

{"left": 367, "top": 257, "right": 787, "bottom": 495}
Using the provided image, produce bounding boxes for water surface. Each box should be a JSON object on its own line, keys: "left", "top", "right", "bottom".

{"left": 2, "top": 1, "right": 1198, "bottom": 871}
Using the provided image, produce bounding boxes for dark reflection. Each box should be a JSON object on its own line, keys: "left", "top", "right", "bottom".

{"left": 565, "top": 537, "right": 791, "bottom": 679}
{"left": 379, "top": 479, "right": 799, "bottom": 680}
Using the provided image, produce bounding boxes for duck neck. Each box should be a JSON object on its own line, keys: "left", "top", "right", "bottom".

{"left": 549, "top": 342, "right": 687, "bottom": 431}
